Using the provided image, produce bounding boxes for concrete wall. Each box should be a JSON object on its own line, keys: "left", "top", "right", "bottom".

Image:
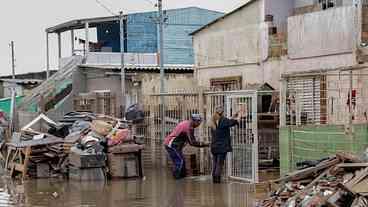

{"left": 193, "top": 0, "right": 290, "bottom": 90}
{"left": 139, "top": 73, "right": 196, "bottom": 96}
{"left": 285, "top": 53, "right": 356, "bottom": 73}
{"left": 2, "top": 82, "right": 23, "bottom": 97}
{"left": 285, "top": 5, "right": 358, "bottom": 74}
{"left": 84, "top": 69, "right": 123, "bottom": 115}
{"left": 193, "top": 0, "right": 263, "bottom": 68}
{"left": 79, "top": 68, "right": 195, "bottom": 114}
{"left": 197, "top": 58, "right": 285, "bottom": 90}
{"left": 280, "top": 124, "right": 368, "bottom": 175}
{"left": 288, "top": 6, "right": 355, "bottom": 60}
{"left": 294, "top": 0, "right": 314, "bottom": 8}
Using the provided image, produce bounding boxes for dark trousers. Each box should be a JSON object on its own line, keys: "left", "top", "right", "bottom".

{"left": 212, "top": 153, "right": 227, "bottom": 183}
{"left": 165, "top": 146, "right": 186, "bottom": 179}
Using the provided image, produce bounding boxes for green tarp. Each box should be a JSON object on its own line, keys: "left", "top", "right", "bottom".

{"left": 0, "top": 96, "right": 24, "bottom": 116}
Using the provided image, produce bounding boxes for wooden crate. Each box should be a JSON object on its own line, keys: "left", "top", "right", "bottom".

{"left": 107, "top": 153, "right": 140, "bottom": 178}
{"left": 69, "top": 148, "right": 106, "bottom": 168}
{"left": 69, "top": 166, "right": 106, "bottom": 181}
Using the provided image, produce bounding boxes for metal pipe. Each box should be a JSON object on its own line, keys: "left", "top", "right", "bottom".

{"left": 46, "top": 32, "right": 50, "bottom": 79}
{"left": 85, "top": 22, "right": 89, "bottom": 55}
{"left": 57, "top": 33, "right": 62, "bottom": 59}
{"left": 120, "top": 11, "right": 126, "bottom": 118}
{"left": 71, "top": 30, "right": 75, "bottom": 55}
{"left": 349, "top": 70, "right": 353, "bottom": 132}
{"left": 158, "top": 0, "right": 166, "bottom": 140}
{"left": 9, "top": 41, "right": 16, "bottom": 132}
{"left": 10, "top": 41, "right": 15, "bottom": 79}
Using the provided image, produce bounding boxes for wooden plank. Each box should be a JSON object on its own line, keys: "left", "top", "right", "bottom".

{"left": 275, "top": 158, "right": 340, "bottom": 183}
{"left": 336, "top": 152, "right": 364, "bottom": 163}
{"left": 336, "top": 163, "right": 368, "bottom": 168}
{"left": 22, "top": 147, "right": 32, "bottom": 180}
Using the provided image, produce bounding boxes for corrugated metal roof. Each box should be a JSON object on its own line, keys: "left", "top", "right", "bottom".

{"left": 46, "top": 7, "right": 223, "bottom": 34}
{"left": 0, "top": 79, "right": 43, "bottom": 85}
{"left": 46, "top": 16, "right": 120, "bottom": 33}
{"left": 79, "top": 64, "right": 194, "bottom": 73}
{"left": 190, "top": 0, "right": 258, "bottom": 36}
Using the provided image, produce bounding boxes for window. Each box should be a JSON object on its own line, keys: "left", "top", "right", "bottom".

{"left": 210, "top": 76, "right": 242, "bottom": 91}
{"left": 318, "top": 0, "right": 341, "bottom": 10}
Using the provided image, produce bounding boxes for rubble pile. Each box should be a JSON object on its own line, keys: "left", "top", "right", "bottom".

{"left": 259, "top": 153, "right": 368, "bottom": 207}
{"left": 5, "top": 112, "right": 144, "bottom": 180}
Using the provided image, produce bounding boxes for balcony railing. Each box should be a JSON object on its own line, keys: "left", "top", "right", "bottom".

{"left": 84, "top": 52, "right": 158, "bottom": 66}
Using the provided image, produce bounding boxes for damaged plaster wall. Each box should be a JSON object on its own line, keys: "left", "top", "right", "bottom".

{"left": 197, "top": 59, "right": 286, "bottom": 90}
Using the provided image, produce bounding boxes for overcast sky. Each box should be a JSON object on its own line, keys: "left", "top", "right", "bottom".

{"left": 0, "top": 0, "right": 248, "bottom": 76}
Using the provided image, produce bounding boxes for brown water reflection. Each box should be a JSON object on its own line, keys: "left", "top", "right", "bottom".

{"left": 5, "top": 169, "right": 258, "bottom": 207}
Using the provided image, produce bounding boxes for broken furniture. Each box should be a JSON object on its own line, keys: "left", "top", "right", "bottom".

{"left": 68, "top": 147, "right": 106, "bottom": 181}
{"left": 107, "top": 143, "right": 144, "bottom": 178}
{"left": 5, "top": 135, "right": 64, "bottom": 180}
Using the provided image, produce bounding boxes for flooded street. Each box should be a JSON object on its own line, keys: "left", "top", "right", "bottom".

{"left": 0, "top": 168, "right": 261, "bottom": 207}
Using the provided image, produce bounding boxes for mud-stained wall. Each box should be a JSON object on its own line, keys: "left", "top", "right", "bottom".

{"left": 196, "top": 59, "right": 286, "bottom": 90}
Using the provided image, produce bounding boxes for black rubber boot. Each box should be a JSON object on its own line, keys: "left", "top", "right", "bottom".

{"left": 213, "top": 176, "right": 221, "bottom": 183}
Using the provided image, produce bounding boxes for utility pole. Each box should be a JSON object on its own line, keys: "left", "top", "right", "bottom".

{"left": 9, "top": 41, "right": 16, "bottom": 133}
{"left": 158, "top": 0, "right": 166, "bottom": 140}
{"left": 10, "top": 41, "right": 15, "bottom": 79}
{"left": 120, "top": 11, "right": 126, "bottom": 118}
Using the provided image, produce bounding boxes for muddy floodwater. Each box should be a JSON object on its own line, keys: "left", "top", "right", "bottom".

{"left": 0, "top": 168, "right": 270, "bottom": 207}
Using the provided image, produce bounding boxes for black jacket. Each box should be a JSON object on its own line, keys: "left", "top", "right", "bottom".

{"left": 210, "top": 117, "right": 238, "bottom": 154}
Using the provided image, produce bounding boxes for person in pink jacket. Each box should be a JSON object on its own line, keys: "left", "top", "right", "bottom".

{"left": 164, "top": 114, "right": 209, "bottom": 179}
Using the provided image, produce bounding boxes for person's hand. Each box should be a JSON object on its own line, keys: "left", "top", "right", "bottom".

{"left": 201, "top": 141, "right": 210, "bottom": 147}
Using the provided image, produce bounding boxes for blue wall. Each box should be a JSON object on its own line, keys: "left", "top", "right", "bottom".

{"left": 96, "top": 7, "right": 223, "bottom": 64}
{"left": 126, "top": 12, "right": 158, "bottom": 53}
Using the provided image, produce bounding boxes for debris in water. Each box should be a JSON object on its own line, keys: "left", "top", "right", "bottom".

{"left": 52, "top": 192, "right": 58, "bottom": 198}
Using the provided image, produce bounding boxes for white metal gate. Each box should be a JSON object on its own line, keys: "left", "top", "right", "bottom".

{"left": 226, "top": 93, "right": 258, "bottom": 182}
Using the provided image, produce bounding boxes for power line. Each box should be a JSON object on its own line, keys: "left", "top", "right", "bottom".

{"left": 95, "top": 0, "right": 118, "bottom": 16}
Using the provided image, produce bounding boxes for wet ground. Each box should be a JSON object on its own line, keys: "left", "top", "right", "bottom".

{"left": 0, "top": 168, "right": 266, "bottom": 207}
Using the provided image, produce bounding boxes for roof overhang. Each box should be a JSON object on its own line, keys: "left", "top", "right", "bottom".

{"left": 79, "top": 64, "right": 194, "bottom": 73}
{"left": 46, "top": 15, "right": 121, "bottom": 33}
{"left": 0, "top": 79, "right": 43, "bottom": 85}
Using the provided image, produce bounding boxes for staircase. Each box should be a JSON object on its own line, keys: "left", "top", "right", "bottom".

{"left": 18, "top": 56, "right": 83, "bottom": 113}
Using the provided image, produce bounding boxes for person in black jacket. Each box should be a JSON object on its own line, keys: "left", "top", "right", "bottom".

{"left": 209, "top": 106, "right": 241, "bottom": 183}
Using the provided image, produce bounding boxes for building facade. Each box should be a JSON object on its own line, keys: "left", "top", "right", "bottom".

{"left": 191, "top": 0, "right": 293, "bottom": 90}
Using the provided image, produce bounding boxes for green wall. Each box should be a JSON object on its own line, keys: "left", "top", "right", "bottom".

{"left": 0, "top": 96, "right": 24, "bottom": 116}
{"left": 280, "top": 124, "right": 368, "bottom": 175}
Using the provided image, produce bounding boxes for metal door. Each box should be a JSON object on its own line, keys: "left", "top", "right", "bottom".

{"left": 226, "top": 93, "right": 258, "bottom": 182}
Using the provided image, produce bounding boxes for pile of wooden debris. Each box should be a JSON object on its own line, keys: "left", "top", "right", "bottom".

{"left": 3, "top": 112, "right": 144, "bottom": 180}
{"left": 258, "top": 153, "right": 368, "bottom": 207}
